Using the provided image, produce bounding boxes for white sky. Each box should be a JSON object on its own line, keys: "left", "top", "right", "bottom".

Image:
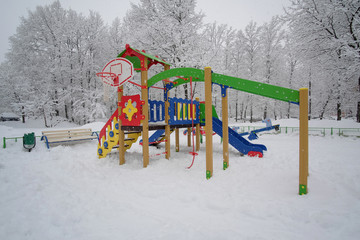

{"left": 0, "top": 0, "right": 291, "bottom": 63}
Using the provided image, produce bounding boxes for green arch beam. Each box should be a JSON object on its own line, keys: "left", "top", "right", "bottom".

{"left": 148, "top": 68, "right": 299, "bottom": 104}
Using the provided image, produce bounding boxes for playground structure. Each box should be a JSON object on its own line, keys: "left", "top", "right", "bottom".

{"left": 96, "top": 44, "right": 309, "bottom": 195}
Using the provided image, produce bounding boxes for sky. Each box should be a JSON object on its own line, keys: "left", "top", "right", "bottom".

{"left": 0, "top": 0, "right": 291, "bottom": 63}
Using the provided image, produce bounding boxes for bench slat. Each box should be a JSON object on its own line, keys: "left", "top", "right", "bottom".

{"left": 42, "top": 128, "right": 92, "bottom": 135}
{"left": 42, "top": 128, "right": 98, "bottom": 149}
{"left": 47, "top": 135, "right": 97, "bottom": 143}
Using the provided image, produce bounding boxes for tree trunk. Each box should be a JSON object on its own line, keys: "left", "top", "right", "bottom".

{"left": 21, "top": 106, "right": 25, "bottom": 123}
{"left": 235, "top": 101, "right": 238, "bottom": 122}
{"left": 274, "top": 107, "right": 277, "bottom": 120}
{"left": 357, "top": 76, "right": 360, "bottom": 122}
{"left": 183, "top": 84, "right": 188, "bottom": 100}
{"left": 250, "top": 105, "right": 253, "bottom": 123}
{"left": 43, "top": 108, "right": 49, "bottom": 128}
{"left": 337, "top": 102, "right": 341, "bottom": 121}
{"left": 263, "top": 104, "right": 267, "bottom": 120}
{"left": 319, "top": 94, "right": 331, "bottom": 120}
{"left": 244, "top": 105, "right": 247, "bottom": 120}
{"left": 65, "top": 104, "right": 69, "bottom": 120}
{"left": 287, "top": 102, "right": 291, "bottom": 118}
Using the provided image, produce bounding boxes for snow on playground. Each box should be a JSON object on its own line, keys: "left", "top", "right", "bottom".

{"left": 1, "top": 118, "right": 360, "bottom": 240}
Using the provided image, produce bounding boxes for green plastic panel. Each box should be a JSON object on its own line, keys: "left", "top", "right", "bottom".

{"left": 199, "top": 103, "right": 219, "bottom": 124}
{"left": 148, "top": 68, "right": 204, "bottom": 87}
{"left": 212, "top": 73, "right": 299, "bottom": 104}
{"left": 147, "top": 68, "right": 300, "bottom": 104}
{"left": 23, "top": 132, "right": 35, "bottom": 145}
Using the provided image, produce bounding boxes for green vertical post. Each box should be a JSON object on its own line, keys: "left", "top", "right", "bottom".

{"left": 3, "top": 137, "right": 6, "bottom": 149}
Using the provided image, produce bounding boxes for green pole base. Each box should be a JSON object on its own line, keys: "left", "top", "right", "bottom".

{"left": 299, "top": 184, "right": 307, "bottom": 195}
{"left": 206, "top": 170, "right": 212, "bottom": 179}
{"left": 223, "top": 161, "right": 228, "bottom": 170}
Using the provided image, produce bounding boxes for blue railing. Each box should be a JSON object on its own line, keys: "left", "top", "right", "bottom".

{"left": 168, "top": 97, "right": 200, "bottom": 125}
{"left": 149, "top": 100, "right": 165, "bottom": 122}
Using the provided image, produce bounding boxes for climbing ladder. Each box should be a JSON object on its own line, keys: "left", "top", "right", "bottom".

{"left": 97, "top": 109, "right": 141, "bottom": 159}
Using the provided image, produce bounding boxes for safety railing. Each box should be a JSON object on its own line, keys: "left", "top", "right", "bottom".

{"left": 149, "top": 100, "right": 165, "bottom": 122}
{"left": 168, "top": 97, "right": 200, "bottom": 125}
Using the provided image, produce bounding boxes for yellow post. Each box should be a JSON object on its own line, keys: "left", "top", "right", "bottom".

{"left": 118, "top": 86, "right": 125, "bottom": 165}
{"left": 141, "top": 57, "right": 149, "bottom": 167}
{"left": 164, "top": 64, "right": 171, "bottom": 159}
{"left": 204, "top": 67, "right": 213, "bottom": 179}
{"left": 222, "top": 86, "right": 229, "bottom": 170}
{"left": 195, "top": 97, "right": 200, "bottom": 152}
{"left": 175, "top": 128, "right": 180, "bottom": 152}
{"left": 299, "top": 88, "right": 309, "bottom": 195}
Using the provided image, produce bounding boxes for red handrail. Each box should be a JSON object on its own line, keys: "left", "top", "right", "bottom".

{"left": 99, "top": 109, "right": 118, "bottom": 144}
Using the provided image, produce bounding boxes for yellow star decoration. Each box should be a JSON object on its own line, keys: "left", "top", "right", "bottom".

{"left": 122, "top": 99, "right": 138, "bottom": 121}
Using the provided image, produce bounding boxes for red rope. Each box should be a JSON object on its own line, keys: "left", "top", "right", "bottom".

{"left": 149, "top": 152, "right": 167, "bottom": 158}
{"left": 176, "top": 76, "right": 188, "bottom": 81}
{"left": 162, "top": 79, "right": 177, "bottom": 84}
{"left": 128, "top": 80, "right": 147, "bottom": 89}
{"left": 187, "top": 77, "right": 197, "bottom": 169}
{"left": 151, "top": 86, "right": 166, "bottom": 90}
{"left": 139, "top": 140, "right": 167, "bottom": 145}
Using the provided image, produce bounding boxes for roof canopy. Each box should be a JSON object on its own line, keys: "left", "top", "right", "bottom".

{"left": 118, "top": 44, "right": 170, "bottom": 72}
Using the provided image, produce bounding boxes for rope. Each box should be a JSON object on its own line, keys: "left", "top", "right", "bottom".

{"left": 140, "top": 140, "right": 167, "bottom": 145}
{"left": 128, "top": 80, "right": 147, "bottom": 89}
{"left": 187, "top": 77, "right": 197, "bottom": 169}
{"left": 149, "top": 152, "right": 167, "bottom": 158}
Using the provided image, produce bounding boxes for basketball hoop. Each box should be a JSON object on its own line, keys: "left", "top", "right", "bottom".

{"left": 97, "top": 58, "right": 134, "bottom": 87}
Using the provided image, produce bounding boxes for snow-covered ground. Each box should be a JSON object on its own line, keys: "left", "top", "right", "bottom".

{"left": 1, "top": 118, "right": 360, "bottom": 240}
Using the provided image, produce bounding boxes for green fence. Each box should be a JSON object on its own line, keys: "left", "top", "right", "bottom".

{"left": 232, "top": 126, "right": 360, "bottom": 137}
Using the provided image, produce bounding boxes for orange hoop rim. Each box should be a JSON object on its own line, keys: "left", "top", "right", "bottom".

{"left": 96, "top": 72, "right": 119, "bottom": 87}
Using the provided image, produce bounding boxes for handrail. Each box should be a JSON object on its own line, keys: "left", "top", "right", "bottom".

{"left": 98, "top": 108, "right": 118, "bottom": 143}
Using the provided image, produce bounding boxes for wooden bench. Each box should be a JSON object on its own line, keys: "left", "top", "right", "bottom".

{"left": 41, "top": 128, "right": 99, "bottom": 149}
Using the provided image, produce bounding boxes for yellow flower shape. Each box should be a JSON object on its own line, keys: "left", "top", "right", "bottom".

{"left": 122, "top": 99, "right": 138, "bottom": 122}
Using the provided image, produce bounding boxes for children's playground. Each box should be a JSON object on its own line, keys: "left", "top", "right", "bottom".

{"left": 96, "top": 44, "right": 309, "bottom": 195}
{"left": 3, "top": 45, "right": 360, "bottom": 239}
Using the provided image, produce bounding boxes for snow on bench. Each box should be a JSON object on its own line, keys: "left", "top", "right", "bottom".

{"left": 41, "top": 128, "right": 99, "bottom": 149}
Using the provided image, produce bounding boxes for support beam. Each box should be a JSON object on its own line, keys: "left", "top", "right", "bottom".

{"left": 118, "top": 86, "right": 125, "bottom": 165}
{"left": 299, "top": 88, "right": 309, "bottom": 195}
{"left": 204, "top": 67, "right": 213, "bottom": 179}
{"left": 175, "top": 128, "right": 180, "bottom": 152}
{"left": 187, "top": 127, "right": 191, "bottom": 147}
{"left": 222, "top": 86, "right": 229, "bottom": 170}
{"left": 141, "top": 57, "right": 149, "bottom": 167}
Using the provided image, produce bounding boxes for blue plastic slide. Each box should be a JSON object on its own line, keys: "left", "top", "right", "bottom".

{"left": 142, "top": 129, "right": 166, "bottom": 146}
{"left": 212, "top": 117, "right": 266, "bottom": 157}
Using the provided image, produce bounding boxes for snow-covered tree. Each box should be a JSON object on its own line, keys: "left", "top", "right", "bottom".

{"left": 123, "top": 0, "right": 204, "bottom": 99}
{"left": 285, "top": 0, "right": 360, "bottom": 121}
{"left": 260, "top": 16, "right": 285, "bottom": 119}
{"left": 5, "top": 1, "right": 109, "bottom": 126}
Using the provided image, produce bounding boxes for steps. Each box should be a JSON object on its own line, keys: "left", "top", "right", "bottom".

{"left": 97, "top": 109, "right": 141, "bottom": 159}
